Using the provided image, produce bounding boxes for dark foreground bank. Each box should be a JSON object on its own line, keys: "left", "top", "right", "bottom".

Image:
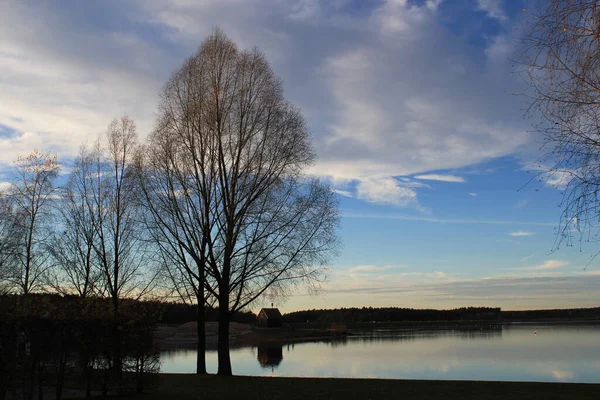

{"left": 104, "top": 374, "right": 600, "bottom": 400}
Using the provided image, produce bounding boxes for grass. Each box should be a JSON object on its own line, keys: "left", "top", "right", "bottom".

{"left": 106, "top": 374, "right": 600, "bottom": 400}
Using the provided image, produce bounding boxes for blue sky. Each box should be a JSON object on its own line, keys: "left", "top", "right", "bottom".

{"left": 1, "top": 0, "right": 600, "bottom": 312}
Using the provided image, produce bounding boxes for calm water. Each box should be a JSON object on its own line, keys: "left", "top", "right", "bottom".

{"left": 160, "top": 324, "right": 600, "bottom": 382}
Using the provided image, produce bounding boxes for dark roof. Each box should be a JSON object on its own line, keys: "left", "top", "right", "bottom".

{"left": 259, "top": 308, "right": 282, "bottom": 319}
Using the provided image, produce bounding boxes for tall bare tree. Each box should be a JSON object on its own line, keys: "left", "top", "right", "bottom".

{"left": 147, "top": 29, "right": 339, "bottom": 375}
{"left": 137, "top": 117, "right": 215, "bottom": 375}
{"left": 88, "top": 117, "right": 153, "bottom": 311}
{"left": 517, "top": 0, "right": 600, "bottom": 252}
{"left": 7, "top": 151, "right": 60, "bottom": 294}
{"left": 81, "top": 116, "right": 157, "bottom": 390}
{"left": 46, "top": 147, "right": 101, "bottom": 297}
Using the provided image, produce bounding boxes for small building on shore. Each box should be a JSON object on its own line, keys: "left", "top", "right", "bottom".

{"left": 257, "top": 308, "right": 282, "bottom": 328}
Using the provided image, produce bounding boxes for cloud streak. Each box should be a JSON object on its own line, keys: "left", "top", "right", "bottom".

{"left": 509, "top": 231, "right": 534, "bottom": 237}
{"left": 318, "top": 270, "right": 600, "bottom": 310}
{"left": 414, "top": 174, "right": 466, "bottom": 183}
{"left": 342, "top": 212, "right": 555, "bottom": 226}
{"left": 509, "top": 260, "right": 568, "bottom": 271}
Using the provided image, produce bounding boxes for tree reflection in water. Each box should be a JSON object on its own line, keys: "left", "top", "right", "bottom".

{"left": 257, "top": 345, "right": 283, "bottom": 371}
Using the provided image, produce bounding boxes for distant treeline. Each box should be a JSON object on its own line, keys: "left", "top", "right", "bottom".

{"left": 0, "top": 293, "right": 255, "bottom": 325}
{"left": 282, "top": 306, "right": 600, "bottom": 323}
{"left": 156, "top": 302, "right": 256, "bottom": 325}
{"left": 502, "top": 307, "right": 600, "bottom": 321}
{"left": 282, "top": 307, "right": 502, "bottom": 323}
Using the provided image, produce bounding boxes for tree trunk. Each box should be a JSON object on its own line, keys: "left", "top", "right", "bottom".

{"left": 216, "top": 300, "right": 231, "bottom": 376}
{"left": 195, "top": 293, "right": 206, "bottom": 374}
{"left": 112, "top": 302, "right": 122, "bottom": 394}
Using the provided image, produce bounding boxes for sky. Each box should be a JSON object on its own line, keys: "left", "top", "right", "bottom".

{"left": 1, "top": 0, "right": 600, "bottom": 312}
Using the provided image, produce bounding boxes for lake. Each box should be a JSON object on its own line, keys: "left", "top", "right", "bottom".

{"left": 160, "top": 324, "right": 600, "bottom": 383}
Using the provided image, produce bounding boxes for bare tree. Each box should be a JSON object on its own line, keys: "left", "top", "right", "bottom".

{"left": 516, "top": 1, "right": 600, "bottom": 252}
{"left": 148, "top": 29, "right": 340, "bottom": 375}
{"left": 46, "top": 147, "right": 101, "bottom": 297}
{"left": 0, "top": 191, "right": 20, "bottom": 290}
{"left": 80, "top": 116, "right": 157, "bottom": 391}
{"left": 137, "top": 120, "right": 215, "bottom": 375}
{"left": 7, "top": 151, "right": 60, "bottom": 294}
{"left": 87, "top": 117, "right": 153, "bottom": 311}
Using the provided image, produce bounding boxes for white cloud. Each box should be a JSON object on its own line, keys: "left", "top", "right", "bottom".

{"left": 476, "top": 0, "right": 507, "bottom": 22}
{"left": 485, "top": 34, "right": 512, "bottom": 62}
{"left": 510, "top": 260, "right": 568, "bottom": 271}
{"left": 342, "top": 212, "right": 554, "bottom": 226}
{"left": 519, "top": 253, "right": 536, "bottom": 262}
{"left": 315, "top": 266, "right": 600, "bottom": 311}
{"left": 545, "top": 171, "right": 573, "bottom": 189}
{"left": 313, "top": 0, "right": 530, "bottom": 193}
{"left": 414, "top": 174, "right": 466, "bottom": 183}
{"left": 331, "top": 188, "right": 353, "bottom": 198}
{"left": 0, "top": 182, "right": 10, "bottom": 192}
{"left": 509, "top": 231, "right": 534, "bottom": 237}
{"left": 373, "top": 0, "right": 433, "bottom": 35}
{"left": 396, "top": 178, "right": 431, "bottom": 188}
{"left": 0, "top": 1, "right": 164, "bottom": 164}
{"left": 0, "top": 0, "right": 532, "bottom": 208}
{"left": 513, "top": 199, "right": 529, "bottom": 209}
{"left": 523, "top": 163, "right": 573, "bottom": 189}
{"left": 425, "top": 0, "right": 443, "bottom": 12}
{"left": 427, "top": 271, "right": 446, "bottom": 279}
{"left": 348, "top": 265, "right": 395, "bottom": 274}
{"left": 468, "top": 192, "right": 478, "bottom": 196}
{"left": 355, "top": 177, "right": 418, "bottom": 207}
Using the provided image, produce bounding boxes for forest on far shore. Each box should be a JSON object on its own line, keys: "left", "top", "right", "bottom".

{"left": 281, "top": 306, "right": 600, "bottom": 324}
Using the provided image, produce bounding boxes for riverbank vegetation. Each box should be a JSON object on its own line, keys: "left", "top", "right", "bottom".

{"left": 0, "top": 294, "right": 160, "bottom": 399}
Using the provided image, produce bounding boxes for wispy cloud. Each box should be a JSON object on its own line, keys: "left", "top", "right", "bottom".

{"left": 519, "top": 253, "right": 536, "bottom": 262}
{"left": 468, "top": 192, "right": 478, "bottom": 197}
{"left": 348, "top": 265, "right": 396, "bottom": 274}
{"left": 0, "top": 0, "right": 533, "bottom": 209}
{"left": 509, "top": 231, "right": 534, "bottom": 237}
{"left": 523, "top": 163, "right": 573, "bottom": 189}
{"left": 355, "top": 177, "right": 419, "bottom": 207}
{"left": 331, "top": 188, "right": 353, "bottom": 198}
{"left": 513, "top": 199, "right": 529, "bottom": 209}
{"left": 476, "top": 0, "right": 507, "bottom": 22}
{"left": 509, "top": 260, "right": 568, "bottom": 271}
{"left": 294, "top": 266, "right": 600, "bottom": 310}
{"left": 342, "top": 212, "right": 555, "bottom": 226}
{"left": 414, "top": 174, "right": 466, "bottom": 183}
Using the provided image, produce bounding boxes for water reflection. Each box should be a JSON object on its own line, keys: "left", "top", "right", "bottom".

{"left": 350, "top": 326, "right": 503, "bottom": 343}
{"left": 160, "top": 324, "right": 600, "bottom": 383}
{"left": 257, "top": 345, "right": 283, "bottom": 370}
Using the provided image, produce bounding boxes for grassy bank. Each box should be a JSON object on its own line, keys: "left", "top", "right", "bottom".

{"left": 108, "top": 374, "right": 599, "bottom": 400}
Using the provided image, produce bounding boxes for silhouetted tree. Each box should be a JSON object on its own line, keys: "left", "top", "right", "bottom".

{"left": 74, "top": 117, "right": 156, "bottom": 391}
{"left": 74, "top": 117, "right": 155, "bottom": 311}
{"left": 0, "top": 193, "right": 20, "bottom": 292}
{"left": 46, "top": 147, "right": 101, "bottom": 297}
{"left": 146, "top": 29, "right": 339, "bottom": 376}
{"left": 7, "top": 151, "right": 60, "bottom": 294}
{"left": 137, "top": 119, "right": 213, "bottom": 374}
